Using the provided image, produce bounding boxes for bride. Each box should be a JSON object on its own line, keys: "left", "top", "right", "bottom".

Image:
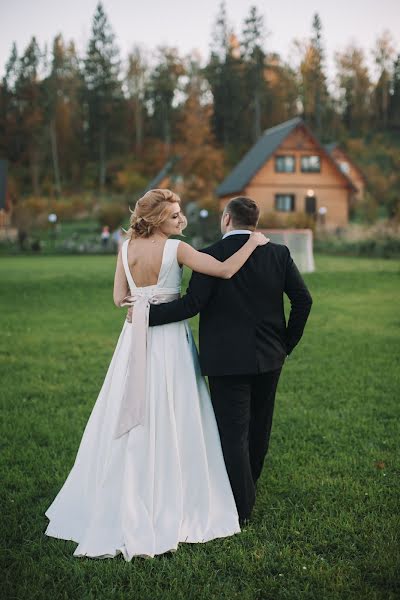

{"left": 45, "top": 188, "right": 268, "bottom": 560}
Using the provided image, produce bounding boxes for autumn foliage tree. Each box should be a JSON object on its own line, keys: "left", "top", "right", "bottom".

{"left": 175, "top": 64, "right": 224, "bottom": 202}
{"left": 42, "top": 35, "right": 85, "bottom": 194}
{"left": 0, "top": 2, "right": 399, "bottom": 221}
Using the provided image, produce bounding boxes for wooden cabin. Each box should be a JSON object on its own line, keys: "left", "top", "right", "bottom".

{"left": 216, "top": 118, "right": 364, "bottom": 229}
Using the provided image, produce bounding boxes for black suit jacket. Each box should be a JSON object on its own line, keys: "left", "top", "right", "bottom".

{"left": 149, "top": 235, "right": 313, "bottom": 376}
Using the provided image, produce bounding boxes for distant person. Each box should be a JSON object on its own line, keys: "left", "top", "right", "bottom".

{"left": 31, "top": 239, "right": 41, "bottom": 252}
{"left": 44, "top": 189, "right": 268, "bottom": 560}
{"left": 112, "top": 226, "right": 124, "bottom": 253}
{"left": 101, "top": 225, "right": 110, "bottom": 247}
{"left": 17, "top": 229, "right": 27, "bottom": 251}
{"left": 148, "top": 196, "right": 313, "bottom": 525}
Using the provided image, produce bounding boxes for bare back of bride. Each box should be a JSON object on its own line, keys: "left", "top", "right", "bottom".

{"left": 45, "top": 189, "right": 267, "bottom": 560}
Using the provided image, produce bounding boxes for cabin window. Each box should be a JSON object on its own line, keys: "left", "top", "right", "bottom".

{"left": 275, "top": 155, "right": 295, "bottom": 172}
{"left": 275, "top": 194, "right": 295, "bottom": 212}
{"left": 301, "top": 155, "right": 321, "bottom": 172}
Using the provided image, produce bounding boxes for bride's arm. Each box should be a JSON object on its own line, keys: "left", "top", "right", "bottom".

{"left": 177, "top": 232, "right": 269, "bottom": 279}
{"left": 113, "top": 250, "right": 129, "bottom": 307}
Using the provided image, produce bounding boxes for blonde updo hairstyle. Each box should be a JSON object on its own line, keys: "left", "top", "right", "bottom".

{"left": 127, "top": 188, "right": 187, "bottom": 239}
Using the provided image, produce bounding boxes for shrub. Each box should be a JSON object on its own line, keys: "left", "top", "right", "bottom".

{"left": 314, "top": 237, "right": 400, "bottom": 258}
{"left": 12, "top": 197, "right": 48, "bottom": 233}
{"left": 70, "top": 195, "right": 92, "bottom": 217}
{"left": 12, "top": 203, "right": 36, "bottom": 232}
{"left": 21, "top": 197, "right": 49, "bottom": 216}
{"left": 48, "top": 200, "right": 75, "bottom": 220}
{"left": 114, "top": 170, "right": 148, "bottom": 194}
{"left": 258, "top": 212, "right": 316, "bottom": 231}
{"left": 97, "top": 203, "right": 127, "bottom": 230}
{"left": 11, "top": 196, "right": 84, "bottom": 228}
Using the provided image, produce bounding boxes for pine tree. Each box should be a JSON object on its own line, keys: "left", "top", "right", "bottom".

{"left": 210, "top": 0, "right": 230, "bottom": 61}
{"left": 15, "top": 37, "right": 43, "bottom": 194}
{"left": 373, "top": 31, "right": 396, "bottom": 129}
{"left": 41, "top": 35, "right": 86, "bottom": 193}
{"left": 0, "top": 43, "right": 20, "bottom": 161}
{"left": 126, "top": 47, "right": 148, "bottom": 155}
{"left": 206, "top": 0, "right": 230, "bottom": 147}
{"left": 335, "top": 45, "right": 372, "bottom": 135}
{"left": 84, "top": 2, "right": 122, "bottom": 190}
{"left": 311, "top": 14, "right": 324, "bottom": 133}
{"left": 2, "top": 42, "right": 19, "bottom": 90}
{"left": 62, "top": 41, "right": 86, "bottom": 187}
{"left": 43, "top": 35, "right": 64, "bottom": 195}
{"left": 206, "top": 2, "right": 245, "bottom": 152}
{"left": 241, "top": 6, "right": 268, "bottom": 141}
{"left": 148, "top": 47, "right": 184, "bottom": 156}
{"left": 389, "top": 54, "right": 400, "bottom": 129}
{"left": 263, "top": 53, "right": 299, "bottom": 126}
{"left": 299, "top": 13, "right": 328, "bottom": 135}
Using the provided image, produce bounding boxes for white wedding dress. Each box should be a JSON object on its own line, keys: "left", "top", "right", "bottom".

{"left": 45, "top": 238, "right": 240, "bottom": 559}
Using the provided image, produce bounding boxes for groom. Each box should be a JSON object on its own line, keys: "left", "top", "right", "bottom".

{"left": 149, "top": 197, "right": 312, "bottom": 525}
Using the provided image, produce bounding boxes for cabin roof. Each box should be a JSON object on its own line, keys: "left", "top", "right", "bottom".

{"left": 216, "top": 117, "right": 302, "bottom": 197}
{"left": 216, "top": 117, "right": 357, "bottom": 196}
{"left": 144, "top": 156, "right": 180, "bottom": 192}
{"left": 323, "top": 142, "right": 338, "bottom": 155}
{"left": 324, "top": 143, "right": 367, "bottom": 182}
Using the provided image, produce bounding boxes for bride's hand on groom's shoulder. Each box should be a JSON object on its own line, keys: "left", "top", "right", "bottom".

{"left": 249, "top": 232, "right": 270, "bottom": 247}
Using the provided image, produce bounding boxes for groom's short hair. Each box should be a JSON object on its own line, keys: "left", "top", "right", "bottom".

{"left": 225, "top": 197, "right": 260, "bottom": 229}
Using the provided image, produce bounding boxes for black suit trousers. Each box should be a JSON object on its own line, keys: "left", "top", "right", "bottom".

{"left": 208, "top": 367, "right": 282, "bottom": 522}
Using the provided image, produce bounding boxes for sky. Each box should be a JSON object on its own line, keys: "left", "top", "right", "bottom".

{"left": 0, "top": 0, "right": 399, "bottom": 81}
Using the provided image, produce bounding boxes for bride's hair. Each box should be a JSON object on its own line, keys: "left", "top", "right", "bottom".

{"left": 127, "top": 189, "right": 187, "bottom": 239}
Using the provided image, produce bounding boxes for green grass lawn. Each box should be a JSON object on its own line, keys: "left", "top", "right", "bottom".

{"left": 1, "top": 254, "right": 399, "bottom": 600}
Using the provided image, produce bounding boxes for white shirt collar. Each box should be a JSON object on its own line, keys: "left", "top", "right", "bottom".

{"left": 222, "top": 229, "right": 252, "bottom": 239}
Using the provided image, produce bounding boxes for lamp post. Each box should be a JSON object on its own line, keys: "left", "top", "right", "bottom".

{"left": 48, "top": 213, "right": 57, "bottom": 249}
{"left": 318, "top": 206, "right": 327, "bottom": 227}
{"left": 199, "top": 209, "right": 209, "bottom": 245}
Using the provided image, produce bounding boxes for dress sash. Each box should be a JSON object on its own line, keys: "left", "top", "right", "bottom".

{"left": 114, "top": 288, "right": 180, "bottom": 438}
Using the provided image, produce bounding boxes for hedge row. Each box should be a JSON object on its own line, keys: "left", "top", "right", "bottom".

{"left": 314, "top": 237, "right": 400, "bottom": 259}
